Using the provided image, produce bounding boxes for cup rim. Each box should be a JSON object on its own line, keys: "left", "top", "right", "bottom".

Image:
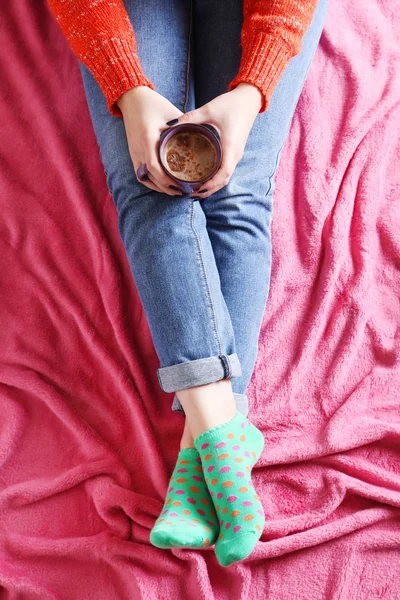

{"left": 159, "top": 123, "right": 222, "bottom": 184}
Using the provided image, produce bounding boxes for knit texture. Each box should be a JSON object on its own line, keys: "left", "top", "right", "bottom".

{"left": 47, "top": 0, "right": 317, "bottom": 116}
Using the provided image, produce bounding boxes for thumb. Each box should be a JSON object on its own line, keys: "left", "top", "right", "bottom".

{"left": 166, "top": 109, "right": 205, "bottom": 127}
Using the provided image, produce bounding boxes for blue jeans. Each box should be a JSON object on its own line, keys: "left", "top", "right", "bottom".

{"left": 78, "top": 0, "right": 328, "bottom": 417}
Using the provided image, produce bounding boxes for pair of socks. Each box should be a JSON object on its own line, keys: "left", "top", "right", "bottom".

{"left": 150, "top": 411, "right": 265, "bottom": 567}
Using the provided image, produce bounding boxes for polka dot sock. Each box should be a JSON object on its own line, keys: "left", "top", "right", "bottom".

{"left": 149, "top": 447, "right": 219, "bottom": 549}
{"left": 193, "top": 411, "right": 265, "bottom": 567}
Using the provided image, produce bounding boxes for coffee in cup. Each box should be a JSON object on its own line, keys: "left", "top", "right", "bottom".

{"left": 162, "top": 131, "right": 217, "bottom": 182}
{"left": 157, "top": 123, "right": 222, "bottom": 196}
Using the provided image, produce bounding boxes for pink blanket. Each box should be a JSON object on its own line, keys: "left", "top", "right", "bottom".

{"left": 1, "top": 1, "right": 399, "bottom": 598}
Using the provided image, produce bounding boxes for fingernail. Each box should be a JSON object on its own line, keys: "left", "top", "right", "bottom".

{"left": 166, "top": 118, "right": 179, "bottom": 126}
{"left": 198, "top": 188, "right": 208, "bottom": 193}
{"left": 168, "top": 184, "right": 181, "bottom": 191}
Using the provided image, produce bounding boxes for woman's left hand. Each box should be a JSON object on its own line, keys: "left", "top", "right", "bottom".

{"left": 170, "top": 82, "right": 263, "bottom": 199}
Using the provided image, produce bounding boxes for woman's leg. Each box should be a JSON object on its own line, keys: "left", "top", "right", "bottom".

{"left": 174, "top": 0, "right": 329, "bottom": 567}
{"left": 78, "top": 0, "right": 245, "bottom": 436}
{"left": 183, "top": 0, "right": 329, "bottom": 417}
{"left": 78, "top": 0, "right": 246, "bottom": 550}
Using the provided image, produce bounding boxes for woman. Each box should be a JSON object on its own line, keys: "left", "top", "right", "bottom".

{"left": 47, "top": 0, "right": 328, "bottom": 567}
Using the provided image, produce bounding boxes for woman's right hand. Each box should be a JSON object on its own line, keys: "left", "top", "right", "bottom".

{"left": 116, "top": 86, "right": 184, "bottom": 197}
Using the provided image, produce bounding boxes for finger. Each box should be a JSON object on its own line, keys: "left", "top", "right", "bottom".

{"left": 145, "top": 136, "right": 185, "bottom": 195}
{"left": 192, "top": 154, "right": 238, "bottom": 199}
{"left": 191, "top": 188, "right": 209, "bottom": 199}
{"left": 147, "top": 171, "right": 183, "bottom": 196}
{"left": 133, "top": 156, "right": 181, "bottom": 196}
{"left": 139, "top": 178, "right": 166, "bottom": 194}
{"left": 133, "top": 160, "right": 166, "bottom": 194}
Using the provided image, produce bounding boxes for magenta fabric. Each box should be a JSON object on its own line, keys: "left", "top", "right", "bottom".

{"left": 1, "top": 1, "right": 400, "bottom": 598}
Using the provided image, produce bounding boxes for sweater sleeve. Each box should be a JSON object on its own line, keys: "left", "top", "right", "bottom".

{"left": 46, "top": 0, "right": 155, "bottom": 117}
{"left": 47, "top": 0, "right": 318, "bottom": 118}
{"left": 228, "top": 0, "right": 319, "bottom": 113}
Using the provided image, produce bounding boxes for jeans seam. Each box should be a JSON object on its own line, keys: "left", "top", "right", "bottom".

{"left": 189, "top": 200, "right": 223, "bottom": 357}
{"left": 182, "top": 0, "right": 193, "bottom": 112}
{"left": 264, "top": 24, "right": 324, "bottom": 199}
{"left": 264, "top": 141, "right": 285, "bottom": 197}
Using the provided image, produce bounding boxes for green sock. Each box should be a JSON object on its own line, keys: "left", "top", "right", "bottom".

{"left": 150, "top": 447, "right": 219, "bottom": 549}
{"left": 193, "top": 411, "right": 265, "bottom": 567}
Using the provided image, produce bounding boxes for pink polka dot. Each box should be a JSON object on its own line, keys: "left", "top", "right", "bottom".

{"left": 167, "top": 487, "right": 174, "bottom": 492}
{"left": 244, "top": 451, "right": 251, "bottom": 458}
{"left": 233, "top": 525, "right": 241, "bottom": 533}
{"left": 215, "top": 442, "right": 226, "bottom": 448}
{"left": 241, "top": 422, "right": 245, "bottom": 429}
{"left": 217, "top": 492, "right": 223, "bottom": 499}
{"left": 178, "top": 468, "right": 188, "bottom": 472}
{"left": 227, "top": 496, "right": 237, "bottom": 502}
{"left": 197, "top": 509, "right": 206, "bottom": 516}
{"left": 220, "top": 466, "right": 231, "bottom": 473}
{"left": 210, "top": 491, "right": 214, "bottom": 496}
{"left": 242, "top": 501, "right": 253, "bottom": 506}
{"left": 236, "top": 472, "right": 245, "bottom": 477}
{"left": 162, "top": 510, "right": 168, "bottom": 515}
{"left": 201, "top": 443, "right": 209, "bottom": 450}
{"left": 189, "top": 524, "right": 196, "bottom": 527}
{"left": 192, "top": 475, "right": 203, "bottom": 482}
{"left": 187, "top": 498, "right": 196, "bottom": 504}
{"left": 232, "top": 445, "right": 240, "bottom": 450}
{"left": 175, "top": 490, "right": 185, "bottom": 494}
{"left": 257, "top": 509, "right": 264, "bottom": 516}
{"left": 206, "top": 520, "right": 215, "bottom": 526}
{"left": 179, "top": 519, "right": 186, "bottom": 522}
{"left": 170, "top": 512, "right": 178, "bottom": 517}
{"left": 220, "top": 520, "right": 224, "bottom": 526}
{"left": 225, "top": 522, "right": 231, "bottom": 529}
{"left": 207, "top": 466, "right": 215, "bottom": 472}
{"left": 196, "top": 456, "right": 202, "bottom": 463}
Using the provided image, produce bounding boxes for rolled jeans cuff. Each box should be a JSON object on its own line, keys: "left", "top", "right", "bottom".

{"left": 156, "top": 352, "right": 242, "bottom": 393}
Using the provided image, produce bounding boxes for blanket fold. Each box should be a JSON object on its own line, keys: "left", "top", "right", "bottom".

{"left": 0, "top": 1, "right": 399, "bottom": 598}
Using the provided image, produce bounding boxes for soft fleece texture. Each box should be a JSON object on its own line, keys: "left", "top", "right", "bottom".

{"left": 1, "top": 1, "right": 400, "bottom": 598}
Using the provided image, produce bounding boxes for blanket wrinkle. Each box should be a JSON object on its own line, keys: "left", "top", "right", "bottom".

{"left": 1, "top": 0, "right": 399, "bottom": 598}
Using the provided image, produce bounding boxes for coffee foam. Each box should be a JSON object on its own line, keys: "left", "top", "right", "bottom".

{"left": 163, "top": 131, "right": 217, "bottom": 182}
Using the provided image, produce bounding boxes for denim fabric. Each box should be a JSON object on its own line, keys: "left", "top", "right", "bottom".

{"left": 78, "top": 0, "right": 328, "bottom": 417}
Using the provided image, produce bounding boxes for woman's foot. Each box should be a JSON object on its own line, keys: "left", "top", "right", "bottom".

{"left": 193, "top": 411, "right": 265, "bottom": 567}
{"left": 149, "top": 447, "right": 220, "bottom": 549}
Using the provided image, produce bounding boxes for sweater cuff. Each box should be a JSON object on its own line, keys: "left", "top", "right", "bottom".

{"left": 228, "top": 31, "right": 292, "bottom": 114}
{"left": 83, "top": 37, "right": 155, "bottom": 117}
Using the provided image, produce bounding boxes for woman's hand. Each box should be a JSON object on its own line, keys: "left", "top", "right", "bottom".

{"left": 116, "top": 86, "right": 185, "bottom": 197}
{"left": 172, "top": 83, "right": 263, "bottom": 199}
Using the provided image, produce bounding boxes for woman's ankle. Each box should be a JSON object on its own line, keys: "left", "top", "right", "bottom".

{"left": 176, "top": 380, "right": 237, "bottom": 440}
{"left": 179, "top": 418, "right": 195, "bottom": 450}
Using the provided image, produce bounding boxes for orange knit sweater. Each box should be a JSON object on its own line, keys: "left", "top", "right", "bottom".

{"left": 47, "top": 0, "right": 318, "bottom": 117}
